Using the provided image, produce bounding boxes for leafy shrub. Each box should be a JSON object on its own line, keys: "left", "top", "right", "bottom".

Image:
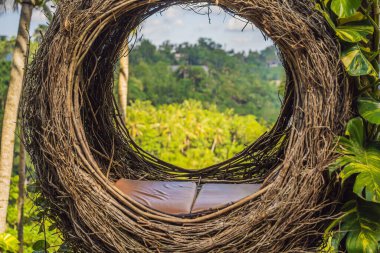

{"left": 126, "top": 100, "right": 268, "bottom": 169}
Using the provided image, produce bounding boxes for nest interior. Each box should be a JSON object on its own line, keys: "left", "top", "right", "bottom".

{"left": 22, "top": 0, "right": 353, "bottom": 252}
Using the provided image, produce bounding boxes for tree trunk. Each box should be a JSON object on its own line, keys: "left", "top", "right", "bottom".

{"left": 118, "top": 47, "right": 129, "bottom": 118}
{"left": 17, "top": 134, "right": 26, "bottom": 253}
{"left": 0, "top": 2, "right": 33, "bottom": 233}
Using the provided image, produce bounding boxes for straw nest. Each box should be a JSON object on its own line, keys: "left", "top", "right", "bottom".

{"left": 22, "top": 0, "right": 353, "bottom": 252}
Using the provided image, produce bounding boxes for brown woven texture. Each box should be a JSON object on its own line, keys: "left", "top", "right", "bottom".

{"left": 22, "top": 0, "right": 353, "bottom": 252}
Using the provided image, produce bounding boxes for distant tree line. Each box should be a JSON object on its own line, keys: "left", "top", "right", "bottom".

{"left": 126, "top": 38, "right": 285, "bottom": 123}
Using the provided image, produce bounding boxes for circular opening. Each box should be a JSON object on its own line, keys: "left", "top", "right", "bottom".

{"left": 121, "top": 6, "right": 285, "bottom": 169}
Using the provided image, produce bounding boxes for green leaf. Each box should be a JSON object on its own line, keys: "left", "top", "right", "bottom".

{"left": 341, "top": 45, "right": 377, "bottom": 77}
{"left": 323, "top": 230, "right": 348, "bottom": 252}
{"left": 328, "top": 199, "right": 380, "bottom": 253}
{"left": 0, "top": 233, "right": 19, "bottom": 253}
{"left": 345, "top": 117, "right": 365, "bottom": 147}
{"left": 48, "top": 223, "right": 57, "bottom": 231}
{"left": 331, "top": 0, "right": 361, "bottom": 18}
{"left": 345, "top": 155, "right": 380, "bottom": 203}
{"left": 32, "top": 240, "right": 50, "bottom": 251}
{"left": 346, "top": 231, "right": 379, "bottom": 253}
{"left": 335, "top": 25, "right": 374, "bottom": 43}
{"left": 27, "top": 183, "right": 40, "bottom": 193}
{"left": 35, "top": 196, "right": 48, "bottom": 208}
{"left": 334, "top": 118, "right": 380, "bottom": 203}
{"left": 358, "top": 98, "right": 380, "bottom": 125}
{"left": 338, "top": 12, "right": 366, "bottom": 25}
{"left": 346, "top": 200, "right": 380, "bottom": 253}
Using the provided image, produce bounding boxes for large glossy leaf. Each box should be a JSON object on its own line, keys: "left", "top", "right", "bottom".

{"left": 324, "top": 230, "right": 347, "bottom": 252}
{"left": 333, "top": 118, "right": 380, "bottom": 203}
{"left": 344, "top": 117, "right": 365, "bottom": 147}
{"left": 345, "top": 200, "right": 380, "bottom": 253}
{"left": 338, "top": 12, "right": 366, "bottom": 25}
{"left": 341, "top": 148, "right": 380, "bottom": 203}
{"left": 327, "top": 200, "right": 380, "bottom": 253}
{"left": 358, "top": 98, "right": 380, "bottom": 125}
{"left": 331, "top": 0, "right": 361, "bottom": 18}
{"left": 335, "top": 25, "right": 374, "bottom": 43}
{"left": 341, "top": 45, "right": 376, "bottom": 77}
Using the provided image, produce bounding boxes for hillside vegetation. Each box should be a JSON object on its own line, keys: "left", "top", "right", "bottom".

{"left": 127, "top": 38, "right": 284, "bottom": 123}
{"left": 127, "top": 100, "right": 268, "bottom": 169}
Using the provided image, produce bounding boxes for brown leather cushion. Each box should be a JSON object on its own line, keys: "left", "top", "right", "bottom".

{"left": 191, "top": 183, "right": 261, "bottom": 214}
{"left": 115, "top": 179, "right": 197, "bottom": 215}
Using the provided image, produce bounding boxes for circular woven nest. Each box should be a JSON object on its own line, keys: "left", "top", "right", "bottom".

{"left": 22, "top": 0, "right": 353, "bottom": 252}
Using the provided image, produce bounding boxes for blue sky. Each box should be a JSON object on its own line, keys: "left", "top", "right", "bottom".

{"left": 0, "top": 5, "right": 273, "bottom": 52}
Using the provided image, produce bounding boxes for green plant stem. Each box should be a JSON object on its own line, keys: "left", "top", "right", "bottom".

{"left": 324, "top": 208, "right": 356, "bottom": 233}
{"left": 360, "top": 6, "right": 380, "bottom": 30}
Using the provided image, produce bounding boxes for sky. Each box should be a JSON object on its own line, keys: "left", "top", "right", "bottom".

{"left": 0, "top": 5, "right": 273, "bottom": 52}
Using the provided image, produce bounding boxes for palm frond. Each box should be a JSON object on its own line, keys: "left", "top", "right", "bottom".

{"left": 0, "top": 0, "right": 18, "bottom": 14}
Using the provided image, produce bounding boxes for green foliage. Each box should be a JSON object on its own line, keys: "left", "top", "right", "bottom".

{"left": 325, "top": 199, "right": 380, "bottom": 253}
{"left": 330, "top": 0, "right": 361, "bottom": 18}
{"left": 32, "top": 240, "right": 50, "bottom": 251}
{"left": 317, "top": 1, "right": 377, "bottom": 77}
{"left": 335, "top": 25, "right": 374, "bottom": 43}
{"left": 338, "top": 12, "right": 367, "bottom": 25}
{"left": 0, "top": 233, "right": 19, "bottom": 253}
{"left": 327, "top": 119, "right": 380, "bottom": 252}
{"left": 6, "top": 176, "right": 63, "bottom": 253}
{"left": 319, "top": 0, "right": 380, "bottom": 252}
{"left": 331, "top": 118, "right": 380, "bottom": 203}
{"left": 358, "top": 97, "right": 380, "bottom": 124}
{"left": 127, "top": 38, "right": 284, "bottom": 123}
{"left": 126, "top": 100, "right": 268, "bottom": 169}
{"left": 341, "top": 45, "right": 376, "bottom": 77}
{"left": 0, "top": 37, "right": 14, "bottom": 59}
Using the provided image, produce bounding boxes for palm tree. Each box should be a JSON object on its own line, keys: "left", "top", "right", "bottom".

{"left": 118, "top": 46, "right": 129, "bottom": 118}
{"left": 0, "top": 0, "right": 53, "bottom": 237}
{"left": 0, "top": 0, "right": 34, "bottom": 234}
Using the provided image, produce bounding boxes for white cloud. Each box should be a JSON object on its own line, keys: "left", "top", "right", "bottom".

{"left": 141, "top": 18, "right": 172, "bottom": 38}
{"left": 174, "top": 19, "right": 184, "bottom": 26}
{"left": 231, "top": 37, "right": 251, "bottom": 44}
{"left": 137, "top": 6, "right": 271, "bottom": 52}
{"left": 31, "top": 9, "right": 47, "bottom": 23}
{"left": 150, "top": 7, "right": 185, "bottom": 27}
{"left": 151, "top": 19, "right": 162, "bottom": 26}
{"left": 165, "top": 7, "right": 181, "bottom": 18}
{"left": 226, "top": 18, "right": 254, "bottom": 32}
